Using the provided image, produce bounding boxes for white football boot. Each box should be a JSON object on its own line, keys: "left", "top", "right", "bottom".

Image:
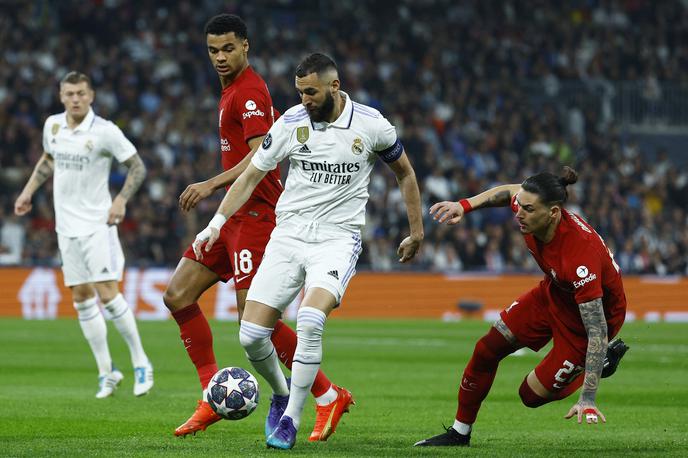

{"left": 133, "top": 361, "right": 154, "bottom": 396}
{"left": 96, "top": 369, "right": 124, "bottom": 399}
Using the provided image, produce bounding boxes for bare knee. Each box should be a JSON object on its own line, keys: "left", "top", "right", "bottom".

{"left": 71, "top": 284, "right": 96, "bottom": 303}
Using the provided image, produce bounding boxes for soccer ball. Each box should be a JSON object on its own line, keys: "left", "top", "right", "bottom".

{"left": 206, "top": 367, "right": 259, "bottom": 420}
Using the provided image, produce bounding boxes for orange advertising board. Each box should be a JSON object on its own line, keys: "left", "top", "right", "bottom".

{"left": 0, "top": 268, "right": 686, "bottom": 321}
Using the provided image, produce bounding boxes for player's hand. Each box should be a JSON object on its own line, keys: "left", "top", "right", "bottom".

{"left": 107, "top": 196, "right": 127, "bottom": 225}
{"left": 565, "top": 402, "right": 606, "bottom": 425}
{"left": 429, "top": 201, "right": 464, "bottom": 225}
{"left": 14, "top": 191, "right": 33, "bottom": 216}
{"left": 192, "top": 226, "right": 220, "bottom": 261}
{"left": 397, "top": 235, "right": 422, "bottom": 263}
{"left": 179, "top": 181, "right": 215, "bottom": 212}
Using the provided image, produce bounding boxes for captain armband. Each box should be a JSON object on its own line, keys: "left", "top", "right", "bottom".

{"left": 375, "top": 139, "right": 403, "bottom": 163}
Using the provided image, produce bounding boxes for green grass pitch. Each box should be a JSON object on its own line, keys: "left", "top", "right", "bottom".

{"left": 1, "top": 319, "right": 686, "bottom": 457}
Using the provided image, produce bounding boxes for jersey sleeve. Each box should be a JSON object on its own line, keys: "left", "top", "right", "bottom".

{"left": 42, "top": 118, "right": 52, "bottom": 155}
{"left": 251, "top": 117, "right": 291, "bottom": 172}
{"left": 104, "top": 122, "right": 137, "bottom": 163}
{"left": 566, "top": 248, "right": 604, "bottom": 304}
{"left": 372, "top": 115, "right": 403, "bottom": 163}
{"left": 235, "top": 87, "right": 274, "bottom": 142}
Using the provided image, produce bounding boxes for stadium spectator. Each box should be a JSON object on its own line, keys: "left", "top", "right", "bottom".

{"left": 2, "top": 1, "right": 687, "bottom": 275}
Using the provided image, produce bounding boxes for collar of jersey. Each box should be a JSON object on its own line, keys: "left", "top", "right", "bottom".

{"left": 60, "top": 108, "right": 95, "bottom": 132}
{"left": 311, "top": 90, "right": 354, "bottom": 131}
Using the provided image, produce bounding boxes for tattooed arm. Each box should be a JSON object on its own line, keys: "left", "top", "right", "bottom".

{"left": 565, "top": 297, "right": 609, "bottom": 424}
{"left": 430, "top": 183, "right": 522, "bottom": 225}
{"left": 14, "top": 153, "right": 54, "bottom": 216}
{"left": 108, "top": 154, "right": 147, "bottom": 225}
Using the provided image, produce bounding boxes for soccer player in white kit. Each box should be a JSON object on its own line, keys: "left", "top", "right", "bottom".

{"left": 193, "top": 53, "right": 424, "bottom": 449}
{"left": 14, "top": 72, "right": 154, "bottom": 399}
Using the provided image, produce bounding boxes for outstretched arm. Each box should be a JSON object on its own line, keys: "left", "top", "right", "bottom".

{"left": 387, "top": 151, "right": 424, "bottom": 262}
{"left": 14, "top": 152, "right": 54, "bottom": 216}
{"left": 565, "top": 297, "right": 608, "bottom": 424}
{"left": 109, "top": 154, "right": 147, "bottom": 225}
{"left": 179, "top": 136, "right": 265, "bottom": 211}
{"left": 192, "top": 162, "right": 268, "bottom": 260}
{"left": 430, "top": 183, "right": 521, "bottom": 225}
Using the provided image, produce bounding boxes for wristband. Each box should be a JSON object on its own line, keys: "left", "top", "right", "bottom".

{"left": 459, "top": 198, "right": 473, "bottom": 214}
{"left": 208, "top": 213, "right": 227, "bottom": 231}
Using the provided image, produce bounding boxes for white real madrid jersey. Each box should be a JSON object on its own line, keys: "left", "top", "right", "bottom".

{"left": 251, "top": 91, "right": 402, "bottom": 229}
{"left": 42, "top": 109, "right": 136, "bottom": 236}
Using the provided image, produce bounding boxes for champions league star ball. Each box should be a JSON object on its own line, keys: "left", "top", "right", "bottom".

{"left": 206, "top": 367, "right": 259, "bottom": 420}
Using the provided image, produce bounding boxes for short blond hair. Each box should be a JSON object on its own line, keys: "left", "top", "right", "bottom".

{"left": 60, "top": 71, "right": 92, "bottom": 89}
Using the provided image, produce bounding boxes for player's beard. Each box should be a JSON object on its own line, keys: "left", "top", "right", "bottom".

{"left": 307, "top": 91, "right": 335, "bottom": 123}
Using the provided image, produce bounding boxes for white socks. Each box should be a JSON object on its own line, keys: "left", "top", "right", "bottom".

{"left": 284, "top": 307, "right": 327, "bottom": 428}
{"left": 74, "top": 297, "right": 111, "bottom": 376}
{"left": 103, "top": 294, "right": 149, "bottom": 367}
{"left": 239, "top": 320, "right": 289, "bottom": 396}
{"left": 315, "top": 386, "right": 338, "bottom": 406}
{"left": 453, "top": 420, "right": 472, "bottom": 435}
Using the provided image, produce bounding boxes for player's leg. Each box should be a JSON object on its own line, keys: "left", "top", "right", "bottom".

{"left": 71, "top": 282, "right": 122, "bottom": 398}
{"left": 518, "top": 341, "right": 586, "bottom": 407}
{"left": 267, "top": 231, "right": 361, "bottom": 449}
{"left": 240, "top": 299, "right": 292, "bottom": 438}
{"left": 94, "top": 280, "right": 153, "bottom": 396}
{"left": 416, "top": 284, "right": 551, "bottom": 446}
{"left": 233, "top": 215, "right": 338, "bottom": 413}
{"left": 86, "top": 225, "right": 153, "bottom": 396}
{"left": 164, "top": 256, "right": 223, "bottom": 436}
{"left": 58, "top": 232, "right": 118, "bottom": 397}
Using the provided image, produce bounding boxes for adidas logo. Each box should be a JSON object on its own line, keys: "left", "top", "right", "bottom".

{"left": 299, "top": 144, "right": 311, "bottom": 154}
{"left": 101, "top": 267, "right": 109, "bottom": 274}
{"left": 327, "top": 270, "right": 339, "bottom": 280}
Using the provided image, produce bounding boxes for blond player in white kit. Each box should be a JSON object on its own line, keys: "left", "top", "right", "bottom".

{"left": 14, "top": 71, "right": 154, "bottom": 399}
{"left": 192, "top": 53, "right": 424, "bottom": 449}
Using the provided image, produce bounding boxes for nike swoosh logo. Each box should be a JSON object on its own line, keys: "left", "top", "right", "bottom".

{"left": 235, "top": 274, "right": 251, "bottom": 283}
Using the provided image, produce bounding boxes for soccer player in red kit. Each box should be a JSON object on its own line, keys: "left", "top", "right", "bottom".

{"left": 415, "top": 167, "right": 629, "bottom": 447}
{"left": 164, "top": 14, "right": 352, "bottom": 439}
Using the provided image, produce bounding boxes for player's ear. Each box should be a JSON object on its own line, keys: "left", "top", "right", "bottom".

{"left": 550, "top": 204, "right": 560, "bottom": 219}
{"left": 243, "top": 38, "right": 249, "bottom": 53}
{"left": 330, "top": 78, "right": 340, "bottom": 94}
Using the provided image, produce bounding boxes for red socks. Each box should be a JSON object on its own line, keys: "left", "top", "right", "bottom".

{"left": 272, "top": 319, "right": 332, "bottom": 397}
{"left": 456, "top": 327, "right": 515, "bottom": 424}
{"left": 172, "top": 303, "right": 218, "bottom": 390}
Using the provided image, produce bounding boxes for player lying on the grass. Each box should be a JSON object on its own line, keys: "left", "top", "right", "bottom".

{"left": 415, "top": 167, "right": 629, "bottom": 447}
{"left": 15, "top": 71, "right": 153, "bottom": 399}
{"left": 192, "top": 52, "right": 424, "bottom": 449}
{"left": 164, "top": 14, "right": 353, "bottom": 439}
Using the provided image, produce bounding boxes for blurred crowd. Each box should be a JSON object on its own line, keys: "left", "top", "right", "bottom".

{"left": 1, "top": 0, "right": 687, "bottom": 275}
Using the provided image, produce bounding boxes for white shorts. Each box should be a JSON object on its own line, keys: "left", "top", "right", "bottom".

{"left": 246, "top": 215, "right": 362, "bottom": 312}
{"left": 57, "top": 225, "right": 125, "bottom": 287}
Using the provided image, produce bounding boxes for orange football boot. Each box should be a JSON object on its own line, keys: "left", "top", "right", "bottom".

{"left": 308, "top": 385, "right": 355, "bottom": 441}
{"left": 174, "top": 400, "right": 222, "bottom": 437}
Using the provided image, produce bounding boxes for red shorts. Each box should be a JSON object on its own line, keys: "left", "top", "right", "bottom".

{"left": 500, "top": 280, "right": 625, "bottom": 392}
{"left": 183, "top": 202, "right": 276, "bottom": 290}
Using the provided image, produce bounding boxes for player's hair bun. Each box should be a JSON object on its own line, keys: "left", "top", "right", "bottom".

{"left": 559, "top": 166, "right": 578, "bottom": 186}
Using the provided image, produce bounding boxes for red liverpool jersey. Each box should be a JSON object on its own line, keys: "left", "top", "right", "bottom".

{"left": 218, "top": 66, "right": 283, "bottom": 212}
{"left": 511, "top": 195, "right": 627, "bottom": 330}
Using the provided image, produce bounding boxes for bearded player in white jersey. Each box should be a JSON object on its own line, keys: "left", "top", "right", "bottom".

{"left": 192, "top": 53, "right": 424, "bottom": 449}
{"left": 14, "top": 71, "right": 153, "bottom": 399}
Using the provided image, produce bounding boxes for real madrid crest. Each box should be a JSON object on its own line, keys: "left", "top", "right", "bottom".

{"left": 51, "top": 123, "right": 60, "bottom": 135}
{"left": 296, "top": 126, "right": 309, "bottom": 144}
{"left": 351, "top": 137, "right": 364, "bottom": 155}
